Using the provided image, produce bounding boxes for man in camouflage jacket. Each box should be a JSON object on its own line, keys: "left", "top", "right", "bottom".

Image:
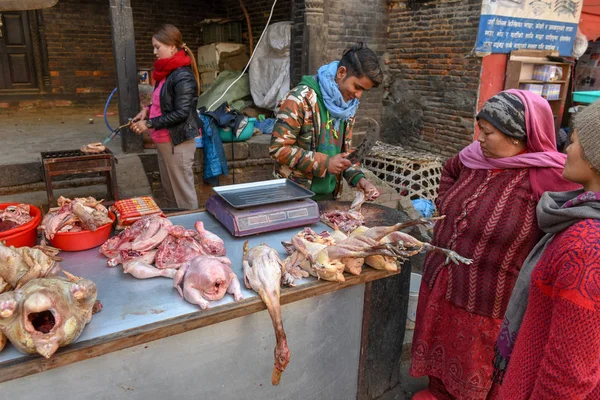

{"left": 269, "top": 44, "right": 383, "bottom": 200}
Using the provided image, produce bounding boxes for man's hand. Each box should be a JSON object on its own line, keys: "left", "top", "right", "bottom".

{"left": 327, "top": 153, "right": 352, "bottom": 175}
{"left": 356, "top": 178, "right": 380, "bottom": 201}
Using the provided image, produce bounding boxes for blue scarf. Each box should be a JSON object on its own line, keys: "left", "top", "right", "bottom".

{"left": 317, "top": 61, "right": 360, "bottom": 131}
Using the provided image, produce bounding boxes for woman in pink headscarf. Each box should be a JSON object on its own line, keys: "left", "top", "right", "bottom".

{"left": 410, "top": 90, "right": 580, "bottom": 400}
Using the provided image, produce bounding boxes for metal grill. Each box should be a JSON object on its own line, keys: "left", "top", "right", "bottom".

{"left": 41, "top": 148, "right": 112, "bottom": 160}
{"left": 40, "top": 148, "right": 118, "bottom": 206}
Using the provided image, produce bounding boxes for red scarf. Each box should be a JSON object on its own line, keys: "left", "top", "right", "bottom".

{"left": 152, "top": 49, "right": 191, "bottom": 82}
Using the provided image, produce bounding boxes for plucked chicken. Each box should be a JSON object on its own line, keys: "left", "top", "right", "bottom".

{"left": 283, "top": 218, "right": 472, "bottom": 282}
{"left": 0, "top": 271, "right": 97, "bottom": 358}
{"left": 0, "top": 242, "right": 63, "bottom": 351}
{"left": 243, "top": 242, "right": 291, "bottom": 386}
{"left": 0, "top": 242, "right": 61, "bottom": 291}
{"left": 173, "top": 255, "right": 242, "bottom": 309}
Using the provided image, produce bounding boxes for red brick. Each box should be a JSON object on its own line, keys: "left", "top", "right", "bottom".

{"left": 54, "top": 100, "right": 73, "bottom": 107}
{"left": 19, "top": 101, "right": 41, "bottom": 108}
{"left": 0, "top": 103, "right": 10, "bottom": 109}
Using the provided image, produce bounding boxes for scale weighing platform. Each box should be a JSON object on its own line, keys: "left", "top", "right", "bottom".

{"left": 205, "top": 179, "right": 320, "bottom": 237}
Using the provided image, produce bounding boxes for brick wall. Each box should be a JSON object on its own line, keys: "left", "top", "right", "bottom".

{"left": 132, "top": 1, "right": 226, "bottom": 71}
{"left": 384, "top": 0, "right": 483, "bottom": 158}
{"left": 32, "top": 0, "right": 282, "bottom": 109}
{"left": 290, "top": 0, "right": 305, "bottom": 86}
{"left": 325, "top": 0, "right": 388, "bottom": 128}
{"left": 41, "top": 0, "right": 115, "bottom": 106}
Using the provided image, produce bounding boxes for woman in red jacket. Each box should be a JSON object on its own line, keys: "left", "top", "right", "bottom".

{"left": 410, "top": 90, "right": 580, "bottom": 400}
{"left": 496, "top": 100, "right": 600, "bottom": 399}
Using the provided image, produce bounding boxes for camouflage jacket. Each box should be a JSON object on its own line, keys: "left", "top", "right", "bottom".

{"left": 269, "top": 84, "right": 364, "bottom": 197}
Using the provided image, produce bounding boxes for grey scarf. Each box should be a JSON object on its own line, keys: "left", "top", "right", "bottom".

{"left": 493, "top": 189, "right": 600, "bottom": 383}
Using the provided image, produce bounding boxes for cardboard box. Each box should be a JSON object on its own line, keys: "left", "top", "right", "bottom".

{"left": 542, "top": 84, "right": 562, "bottom": 100}
{"left": 197, "top": 43, "right": 246, "bottom": 74}
{"left": 200, "top": 71, "right": 219, "bottom": 92}
{"left": 532, "top": 65, "right": 562, "bottom": 82}
{"left": 519, "top": 83, "right": 544, "bottom": 96}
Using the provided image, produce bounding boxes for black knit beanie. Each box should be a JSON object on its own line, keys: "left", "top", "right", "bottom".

{"left": 477, "top": 92, "right": 527, "bottom": 142}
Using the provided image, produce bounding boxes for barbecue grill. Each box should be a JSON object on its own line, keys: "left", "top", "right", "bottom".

{"left": 41, "top": 148, "right": 119, "bottom": 206}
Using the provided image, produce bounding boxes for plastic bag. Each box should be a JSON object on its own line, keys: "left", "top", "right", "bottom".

{"left": 249, "top": 22, "right": 292, "bottom": 110}
{"left": 412, "top": 198, "right": 435, "bottom": 218}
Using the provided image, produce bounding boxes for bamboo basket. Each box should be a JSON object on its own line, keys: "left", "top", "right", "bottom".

{"left": 362, "top": 142, "right": 443, "bottom": 201}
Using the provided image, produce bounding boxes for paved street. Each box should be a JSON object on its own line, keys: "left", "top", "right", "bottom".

{"left": 0, "top": 111, "right": 127, "bottom": 165}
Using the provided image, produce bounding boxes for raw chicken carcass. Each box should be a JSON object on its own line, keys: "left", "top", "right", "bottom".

{"left": 193, "top": 221, "right": 226, "bottom": 256}
{"left": 320, "top": 209, "right": 364, "bottom": 234}
{"left": 0, "top": 242, "right": 61, "bottom": 290}
{"left": 155, "top": 232, "right": 205, "bottom": 270}
{"left": 320, "top": 190, "right": 368, "bottom": 233}
{"left": 109, "top": 250, "right": 176, "bottom": 279}
{"left": 243, "top": 242, "right": 291, "bottom": 386}
{"left": 284, "top": 217, "right": 469, "bottom": 282}
{"left": 0, "top": 271, "right": 97, "bottom": 358}
{"left": 41, "top": 196, "right": 113, "bottom": 241}
{"left": 173, "top": 255, "right": 242, "bottom": 309}
{"left": 0, "top": 204, "right": 33, "bottom": 227}
{"left": 293, "top": 234, "right": 401, "bottom": 282}
{"left": 100, "top": 215, "right": 172, "bottom": 258}
{"left": 101, "top": 216, "right": 228, "bottom": 279}
{"left": 0, "top": 242, "right": 62, "bottom": 351}
{"left": 155, "top": 222, "right": 226, "bottom": 269}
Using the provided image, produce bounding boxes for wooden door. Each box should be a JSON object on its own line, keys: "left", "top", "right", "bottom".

{"left": 0, "top": 11, "right": 37, "bottom": 90}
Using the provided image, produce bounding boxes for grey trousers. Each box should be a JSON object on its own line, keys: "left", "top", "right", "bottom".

{"left": 155, "top": 139, "right": 198, "bottom": 210}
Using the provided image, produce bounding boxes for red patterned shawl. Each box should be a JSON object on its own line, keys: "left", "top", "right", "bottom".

{"left": 422, "top": 156, "right": 543, "bottom": 318}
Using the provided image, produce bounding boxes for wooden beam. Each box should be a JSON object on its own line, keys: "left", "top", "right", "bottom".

{"left": 357, "top": 262, "right": 411, "bottom": 399}
{"left": 109, "top": 0, "right": 143, "bottom": 153}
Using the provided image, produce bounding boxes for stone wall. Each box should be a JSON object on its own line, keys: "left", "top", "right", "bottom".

{"left": 383, "top": 0, "right": 483, "bottom": 158}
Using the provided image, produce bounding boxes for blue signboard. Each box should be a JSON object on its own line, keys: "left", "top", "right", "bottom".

{"left": 475, "top": 0, "right": 583, "bottom": 56}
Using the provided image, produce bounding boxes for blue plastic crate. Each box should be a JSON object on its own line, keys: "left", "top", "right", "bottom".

{"left": 573, "top": 91, "right": 600, "bottom": 104}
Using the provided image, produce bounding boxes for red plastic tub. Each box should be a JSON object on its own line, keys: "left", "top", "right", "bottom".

{"left": 49, "top": 212, "right": 116, "bottom": 252}
{"left": 0, "top": 203, "right": 42, "bottom": 248}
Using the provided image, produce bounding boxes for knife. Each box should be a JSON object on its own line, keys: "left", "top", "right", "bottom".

{"left": 346, "top": 118, "right": 380, "bottom": 164}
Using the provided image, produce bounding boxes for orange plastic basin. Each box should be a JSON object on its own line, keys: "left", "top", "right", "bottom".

{"left": 50, "top": 212, "right": 116, "bottom": 252}
{"left": 0, "top": 203, "right": 42, "bottom": 248}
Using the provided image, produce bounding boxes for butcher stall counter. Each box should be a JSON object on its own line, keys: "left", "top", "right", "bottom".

{"left": 0, "top": 206, "right": 412, "bottom": 400}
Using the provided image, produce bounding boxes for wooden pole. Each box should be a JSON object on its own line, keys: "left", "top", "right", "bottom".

{"left": 238, "top": 0, "right": 253, "bottom": 56}
{"left": 109, "top": 0, "right": 143, "bottom": 153}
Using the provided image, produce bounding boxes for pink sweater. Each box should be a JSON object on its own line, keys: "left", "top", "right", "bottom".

{"left": 149, "top": 80, "right": 170, "bottom": 143}
{"left": 500, "top": 219, "right": 600, "bottom": 399}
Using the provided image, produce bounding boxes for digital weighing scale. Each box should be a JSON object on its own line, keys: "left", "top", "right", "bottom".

{"left": 205, "top": 179, "right": 320, "bottom": 237}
